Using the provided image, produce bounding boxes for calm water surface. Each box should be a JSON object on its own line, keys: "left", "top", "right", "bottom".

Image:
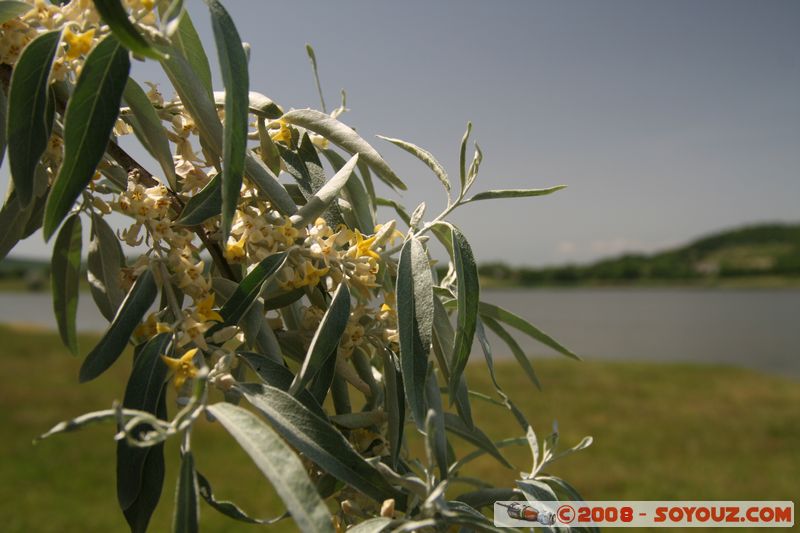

{"left": 0, "top": 288, "right": 797, "bottom": 377}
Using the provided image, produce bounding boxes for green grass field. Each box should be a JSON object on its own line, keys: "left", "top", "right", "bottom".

{"left": 0, "top": 324, "right": 797, "bottom": 532}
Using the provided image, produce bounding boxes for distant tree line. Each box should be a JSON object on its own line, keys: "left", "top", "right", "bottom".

{"left": 472, "top": 223, "right": 800, "bottom": 286}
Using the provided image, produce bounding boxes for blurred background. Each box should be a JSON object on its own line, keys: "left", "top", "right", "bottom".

{"left": 0, "top": 0, "right": 798, "bottom": 531}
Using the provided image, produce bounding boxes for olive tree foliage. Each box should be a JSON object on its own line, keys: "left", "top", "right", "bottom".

{"left": 1, "top": 0, "right": 594, "bottom": 531}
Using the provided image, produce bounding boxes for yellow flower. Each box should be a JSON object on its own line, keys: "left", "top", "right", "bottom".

{"left": 225, "top": 235, "right": 247, "bottom": 261}
{"left": 301, "top": 261, "right": 329, "bottom": 287}
{"left": 195, "top": 293, "right": 223, "bottom": 323}
{"left": 64, "top": 28, "right": 95, "bottom": 60}
{"left": 351, "top": 230, "right": 380, "bottom": 260}
{"left": 270, "top": 119, "right": 292, "bottom": 145}
{"left": 134, "top": 312, "right": 171, "bottom": 339}
{"left": 161, "top": 348, "right": 200, "bottom": 390}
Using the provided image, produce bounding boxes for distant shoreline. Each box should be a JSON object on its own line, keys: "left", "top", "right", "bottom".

{"left": 479, "top": 275, "right": 800, "bottom": 290}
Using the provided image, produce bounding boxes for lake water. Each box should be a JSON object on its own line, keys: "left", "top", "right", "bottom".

{"left": 0, "top": 288, "right": 797, "bottom": 377}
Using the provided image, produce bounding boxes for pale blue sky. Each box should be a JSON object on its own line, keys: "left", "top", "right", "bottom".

{"left": 4, "top": 0, "right": 799, "bottom": 265}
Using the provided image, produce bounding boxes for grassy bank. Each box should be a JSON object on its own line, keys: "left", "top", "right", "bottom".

{"left": 0, "top": 325, "right": 797, "bottom": 532}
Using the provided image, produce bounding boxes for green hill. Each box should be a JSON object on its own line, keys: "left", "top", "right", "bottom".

{"left": 479, "top": 222, "right": 800, "bottom": 287}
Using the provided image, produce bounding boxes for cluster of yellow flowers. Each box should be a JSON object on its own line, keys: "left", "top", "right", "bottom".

{"left": 4, "top": 1, "right": 407, "bottom": 401}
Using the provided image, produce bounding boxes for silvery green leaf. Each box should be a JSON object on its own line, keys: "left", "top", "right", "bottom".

{"left": 0, "top": 80, "right": 6, "bottom": 167}
{"left": 321, "top": 148, "right": 375, "bottom": 231}
{"left": 123, "top": 79, "right": 176, "bottom": 189}
{"left": 0, "top": 0, "right": 31, "bottom": 23}
{"left": 424, "top": 370, "right": 448, "bottom": 480}
{"left": 346, "top": 517, "right": 393, "bottom": 533}
{"left": 535, "top": 475, "right": 588, "bottom": 503}
{"left": 93, "top": 0, "right": 164, "bottom": 60}
{"left": 444, "top": 413, "right": 511, "bottom": 468}
{"left": 207, "top": 0, "right": 249, "bottom": 242}
{"left": 257, "top": 118, "right": 281, "bottom": 174}
{"left": 173, "top": 452, "right": 199, "bottom": 533}
{"left": 431, "top": 297, "right": 473, "bottom": 430}
{"left": 239, "top": 352, "right": 329, "bottom": 419}
{"left": 219, "top": 252, "right": 287, "bottom": 326}
{"left": 289, "top": 282, "right": 350, "bottom": 395}
{"left": 213, "top": 91, "right": 283, "bottom": 119}
{"left": 170, "top": 11, "right": 212, "bottom": 97}
{"left": 36, "top": 408, "right": 154, "bottom": 440}
{"left": 397, "top": 236, "right": 433, "bottom": 430}
{"left": 239, "top": 383, "right": 403, "bottom": 505}
{"left": 482, "top": 315, "right": 541, "bottom": 390}
{"left": 123, "top": 434, "right": 166, "bottom": 533}
{"left": 544, "top": 436, "right": 593, "bottom": 467}
{"left": 464, "top": 185, "right": 567, "bottom": 203}
{"left": 175, "top": 173, "right": 221, "bottom": 225}
{"left": 291, "top": 154, "right": 358, "bottom": 227}
{"left": 381, "top": 348, "right": 404, "bottom": 468}
{"left": 117, "top": 333, "right": 170, "bottom": 511}
{"left": 44, "top": 35, "right": 130, "bottom": 240}
{"left": 7, "top": 29, "right": 60, "bottom": 206}
{"left": 448, "top": 225, "right": 479, "bottom": 399}
{"left": 79, "top": 268, "right": 158, "bottom": 382}
{"left": 207, "top": 403, "right": 334, "bottom": 533}
{"left": 408, "top": 202, "right": 425, "bottom": 230}
{"left": 378, "top": 135, "right": 449, "bottom": 192}
{"left": 527, "top": 426, "right": 540, "bottom": 473}
{"left": 464, "top": 142, "right": 482, "bottom": 194}
{"left": 454, "top": 488, "right": 522, "bottom": 509}
{"left": 330, "top": 410, "right": 386, "bottom": 429}
{"left": 479, "top": 301, "right": 579, "bottom": 360}
{"left": 196, "top": 471, "right": 288, "bottom": 525}
{"left": 87, "top": 212, "right": 126, "bottom": 321}
{"left": 516, "top": 479, "right": 558, "bottom": 502}
{"left": 51, "top": 213, "right": 81, "bottom": 354}
{"left": 459, "top": 122, "right": 472, "bottom": 193}
{"left": 305, "top": 43, "right": 327, "bottom": 113}
{"left": 281, "top": 108, "right": 406, "bottom": 190}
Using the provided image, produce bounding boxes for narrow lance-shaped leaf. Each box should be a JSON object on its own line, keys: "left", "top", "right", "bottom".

{"left": 123, "top": 433, "right": 166, "bottom": 533}
{"left": 87, "top": 212, "right": 127, "bottom": 321}
{"left": 196, "top": 472, "right": 288, "bottom": 525}
{"left": 281, "top": 108, "right": 406, "bottom": 190}
{"left": 0, "top": 0, "right": 31, "bottom": 23}
{"left": 289, "top": 282, "right": 351, "bottom": 395}
{"left": 43, "top": 34, "right": 131, "bottom": 240}
{"left": 320, "top": 148, "right": 374, "bottom": 231}
{"left": 291, "top": 153, "right": 358, "bottom": 227}
{"left": 458, "top": 122, "right": 472, "bottom": 194}
{"left": 239, "top": 384, "right": 403, "bottom": 506}
{"left": 479, "top": 301, "right": 579, "bottom": 360}
{"left": 378, "top": 135, "right": 449, "bottom": 193}
{"left": 207, "top": 0, "right": 249, "bottom": 242}
{"left": 123, "top": 78, "right": 177, "bottom": 189}
{"left": 170, "top": 10, "right": 212, "bottom": 98}
{"left": 51, "top": 213, "right": 82, "bottom": 354}
{"left": 443, "top": 413, "right": 512, "bottom": 469}
{"left": 173, "top": 452, "right": 199, "bottom": 533}
{"left": 214, "top": 90, "right": 283, "bottom": 119}
{"left": 381, "top": 348, "right": 404, "bottom": 469}
{"left": 93, "top": 0, "right": 164, "bottom": 60}
{"left": 207, "top": 403, "right": 335, "bottom": 533}
{"left": 424, "top": 369, "right": 448, "bottom": 480}
{"left": 117, "top": 333, "right": 171, "bottom": 511}
{"left": 219, "top": 252, "right": 287, "bottom": 326}
{"left": 305, "top": 43, "right": 327, "bottom": 113}
{"left": 176, "top": 173, "right": 221, "bottom": 226}
{"left": 464, "top": 185, "right": 566, "bottom": 203}
{"left": 7, "top": 29, "right": 61, "bottom": 206}
{"left": 79, "top": 268, "right": 158, "bottom": 382}
{"left": 448, "top": 225, "right": 480, "bottom": 399}
{"left": 160, "top": 44, "right": 297, "bottom": 216}
{"left": 0, "top": 81, "right": 6, "bottom": 167}
{"left": 397, "top": 236, "right": 434, "bottom": 430}
{"left": 482, "top": 315, "right": 541, "bottom": 390}
{"left": 237, "top": 352, "right": 328, "bottom": 419}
